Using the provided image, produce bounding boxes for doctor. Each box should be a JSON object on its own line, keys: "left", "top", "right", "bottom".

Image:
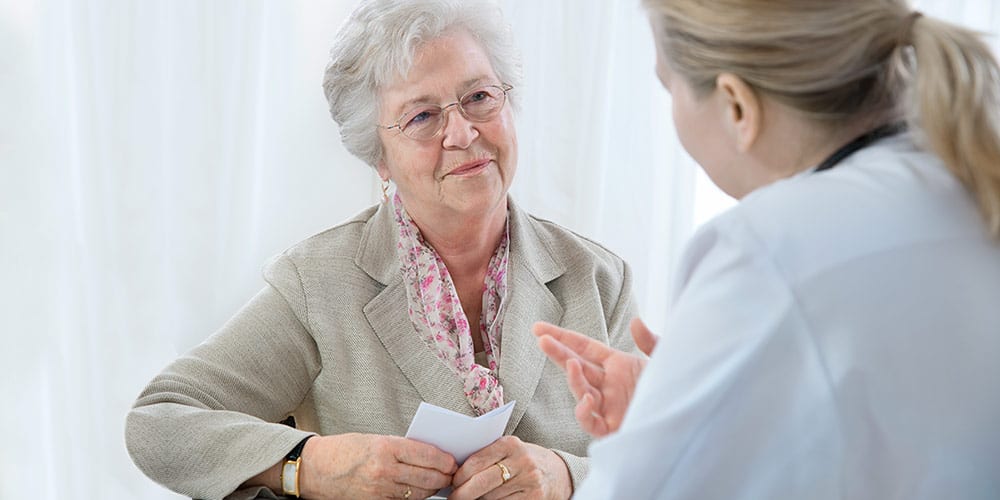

{"left": 534, "top": 0, "right": 1000, "bottom": 498}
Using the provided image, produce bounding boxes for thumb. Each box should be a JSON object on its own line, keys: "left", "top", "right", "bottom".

{"left": 630, "top": 317, "right": 658, "bottom": 356}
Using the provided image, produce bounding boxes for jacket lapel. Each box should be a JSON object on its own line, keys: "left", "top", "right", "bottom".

{"left": 358, "top": 203, "right": 474, "bottom": 416}
{"left": 499, "top": 200, "right": 565, "bottom": 433}
{"left": 356, "top": 199, "right": 568, "bottom": 424}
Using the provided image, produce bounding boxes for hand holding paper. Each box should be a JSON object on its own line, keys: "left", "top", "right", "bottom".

{"left": 405, "top": 400, "right": 516, "bottom": 464}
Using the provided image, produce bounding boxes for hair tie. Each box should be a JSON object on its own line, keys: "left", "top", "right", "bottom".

{"left": 897, "top": 11, "right": 923, "bottom": 47}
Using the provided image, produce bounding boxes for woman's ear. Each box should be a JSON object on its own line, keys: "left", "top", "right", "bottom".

{"left": 715, "top": 73, "right": 761, "bottom": 153}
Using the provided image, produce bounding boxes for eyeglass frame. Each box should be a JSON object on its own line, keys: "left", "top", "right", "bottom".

{"left": 376, "top": 83, "right": 514, "bottom": 141}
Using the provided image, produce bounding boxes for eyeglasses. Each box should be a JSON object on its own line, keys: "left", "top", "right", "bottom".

{"left": 378, "top": 83, "right": 513, "bottom": 141}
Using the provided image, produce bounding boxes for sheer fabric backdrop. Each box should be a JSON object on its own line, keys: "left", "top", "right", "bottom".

{"left": 0, "top": 1, "right": 996, "bottom": 497}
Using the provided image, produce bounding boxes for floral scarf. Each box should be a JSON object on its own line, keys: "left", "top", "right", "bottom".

{"left": 392, "top": 194, "right": 509, "bottom": 415}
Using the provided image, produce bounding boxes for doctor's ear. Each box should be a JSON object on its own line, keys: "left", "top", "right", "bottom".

{"left": 715, "top": 73, "right": 761, "bottom": 153}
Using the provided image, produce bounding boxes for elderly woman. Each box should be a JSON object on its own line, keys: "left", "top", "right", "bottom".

{"left": 125, "top": 1, "right": 638, "bottom": 499}
{"left": 535, "top": 0, "right": 1000, "bottom": 498}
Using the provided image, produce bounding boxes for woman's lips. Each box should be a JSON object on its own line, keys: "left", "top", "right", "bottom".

{"left": 449, "top": 158, "right": 492, "bottom": 176}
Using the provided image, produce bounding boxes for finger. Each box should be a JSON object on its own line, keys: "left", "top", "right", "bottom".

{"left": 392, "top": 483, "right": 435, "bottom": 500}
{"left": 451, "top": 446, "right": 523, "bottom": 500}
{"left": 537, "top": 335, "right": 606, "bottom": 385}
{"left": 575, "top": 392, "right": 609, "bottom": 437}
{"left": 565, "top": 358, "right": 600, "bottom": 402}
{"left": 452, "top": 436, "right": 515, "bottom": 486}
{"left": 395, "top": 438, "right": 458, "bottom": 474}
{"left": 630, "top": 317, "right": 659, "bottom": 356}
{"left": 391, "top": 462, "right": 454, "bottom": 492}
{"left": 451, "top": 458, "right": 510, "bottom": 500}
{"left": 480, "top": 443, "right": 555, "bottom": 500}
{"left": 449, "top": 466, "right": 501, "bottom": 500}
{"left": 530, "top": 320, "right": 562, "bottom": 339}
{"left": 532, "top": 322, "right": 614, "bottom": 364}
{"left": 481, "top": 480, "right": 523, "bottom": 500}
{"left": 535, "top": 334, "right": 575, "bottom": 369}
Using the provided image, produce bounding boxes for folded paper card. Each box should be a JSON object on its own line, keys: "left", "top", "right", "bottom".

{"left": 405, "top": 400, "right": 516, "bottom": 464}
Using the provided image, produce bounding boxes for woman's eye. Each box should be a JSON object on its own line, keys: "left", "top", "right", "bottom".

{"left": 466, "top": 91, "right": 489, "bottom": 103}
{"left": 406, "top": 108, "right": 439, "bottom": 127}
{"left": 410, "top": 111, "right": 431, "bottom": 124}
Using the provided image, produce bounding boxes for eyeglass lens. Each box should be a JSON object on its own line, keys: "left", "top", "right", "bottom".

{"left": 398, "top": 85, "right": 507, "bottom": 140}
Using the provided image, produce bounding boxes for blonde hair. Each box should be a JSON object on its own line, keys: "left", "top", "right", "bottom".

{"left": 322, "top": 0, "right": 523, "bottom": 169}
{"left": 643, "top": 0, "right": 1000, "bottom": 236}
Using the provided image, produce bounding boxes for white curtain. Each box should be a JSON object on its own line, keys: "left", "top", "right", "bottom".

{"left": 1, "top": 1, "right": 997, "bottom": 498}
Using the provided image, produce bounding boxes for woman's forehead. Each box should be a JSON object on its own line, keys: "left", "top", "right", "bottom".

{"left": 379, "top": 31, "right": 498, "bottom": 112}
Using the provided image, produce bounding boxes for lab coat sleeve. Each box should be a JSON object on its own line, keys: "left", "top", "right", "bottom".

{"left": 574, "top": 215, "right": 841, "bottom": 499}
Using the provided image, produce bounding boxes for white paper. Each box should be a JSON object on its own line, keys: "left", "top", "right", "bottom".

{"left": 405, "top": 400, "right": 516, "bottom": 464}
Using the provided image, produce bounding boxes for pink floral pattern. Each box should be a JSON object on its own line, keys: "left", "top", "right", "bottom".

{"left": 392, "top": 194, "right": 509, "bottom": 416}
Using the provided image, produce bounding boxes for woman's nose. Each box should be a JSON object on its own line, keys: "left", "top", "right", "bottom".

{"left": 440, "top": 105, "right": 479, "bottom": 149}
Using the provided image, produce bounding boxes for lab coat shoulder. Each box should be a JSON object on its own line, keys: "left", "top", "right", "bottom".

{"left": 578, "top": 206, "right": 841, "bottom": 499}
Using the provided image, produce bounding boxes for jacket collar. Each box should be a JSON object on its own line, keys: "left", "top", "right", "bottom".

{"left": 355, "top": 197, "right": 565, "bottom": 286}
{"left": 354, "top": 200, "right": 400, "bottom": 286}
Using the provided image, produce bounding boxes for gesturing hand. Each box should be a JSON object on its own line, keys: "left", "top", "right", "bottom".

{"left": 531, "top": 318, "right": 658, "bottom": 437}
{"left": 299, "top": 433, "right": 456, "bottom": 499}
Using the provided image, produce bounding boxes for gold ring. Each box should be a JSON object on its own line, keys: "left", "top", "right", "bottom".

{"left": 403, "top": 487, "right": 412, "bottom": 499}
{"left": 496, "top": 462, "right": 512, "bottom": 483}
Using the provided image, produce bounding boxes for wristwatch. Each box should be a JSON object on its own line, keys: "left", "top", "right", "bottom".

{"left": 280, "top": 436, "right": 314, "bottom": 497}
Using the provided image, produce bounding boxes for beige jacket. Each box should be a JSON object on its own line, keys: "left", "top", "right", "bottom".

{"left": 126, "top": 199, "right": 638, "bottom": 499}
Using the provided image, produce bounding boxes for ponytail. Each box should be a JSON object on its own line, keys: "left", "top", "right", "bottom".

{"left": 641, "top": 0, "right": 1000, "bottom": 236}
{"left": 908, "top": 15, "right": 1000, "bottom": 237}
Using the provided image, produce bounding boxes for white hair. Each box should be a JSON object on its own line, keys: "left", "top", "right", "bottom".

{"left": 322, "top": 0, "right": 523, "bottom": 168}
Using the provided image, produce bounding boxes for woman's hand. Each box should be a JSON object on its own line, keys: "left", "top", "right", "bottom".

{"left": 299, "top": 433, "right": 456, "bottom": 499}
{"left": 448, "top": 436, "right": 572, "bottom": 500}
{"left": 531, "top": 318, "right": 658, "bottom": 437}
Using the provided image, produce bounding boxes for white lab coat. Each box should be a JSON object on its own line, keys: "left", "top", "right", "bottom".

{"left": 575, "top": 135, "right": 1000, "bottom": 499}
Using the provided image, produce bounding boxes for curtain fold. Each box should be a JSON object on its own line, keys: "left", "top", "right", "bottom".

{"left": 1, "top": 1, "right": 997, "bottom": 497}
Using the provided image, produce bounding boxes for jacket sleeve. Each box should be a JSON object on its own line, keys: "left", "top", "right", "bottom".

{"left": 125, "top": 255, "right": 322, "bottom": 499}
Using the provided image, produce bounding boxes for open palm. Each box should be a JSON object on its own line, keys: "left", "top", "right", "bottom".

{"left": 532, "top": 318, "right": 658, "bottom": 437}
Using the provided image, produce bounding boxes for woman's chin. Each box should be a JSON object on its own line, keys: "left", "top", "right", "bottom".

{"left": 446, "top": 190, "right": 508, "bottom": 219}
